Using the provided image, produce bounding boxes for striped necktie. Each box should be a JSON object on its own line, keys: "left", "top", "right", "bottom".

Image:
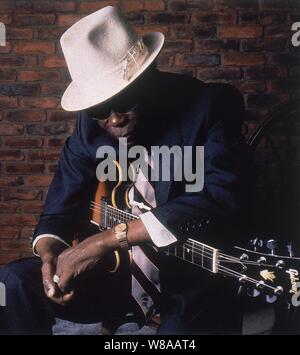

{"left": 128, "top": 156, "right": 161, "bottom": 325}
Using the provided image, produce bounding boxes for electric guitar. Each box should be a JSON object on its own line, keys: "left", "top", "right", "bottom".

{"left": 88, "top": 162, "right": 300, "bottom": 309}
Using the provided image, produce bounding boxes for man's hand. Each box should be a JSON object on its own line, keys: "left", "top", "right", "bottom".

{"left": 36, "top": 237, "right": 74, "bottom": 306}
{"left": 55, "top": 230, "right": 118, "bottom": 293}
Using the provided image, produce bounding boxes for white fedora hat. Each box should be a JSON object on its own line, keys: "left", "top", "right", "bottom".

{"left": 60, "top": 6, "right": 165, "bottom": 112}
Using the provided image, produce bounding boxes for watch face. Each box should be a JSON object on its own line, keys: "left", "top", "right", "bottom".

{"left": 115, "top": 223, "right": 127, "bottom": 233}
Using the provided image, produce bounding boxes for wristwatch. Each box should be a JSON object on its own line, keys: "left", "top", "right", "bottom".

{"left": 114, "top": 222, "right": 129, "bottom": 249}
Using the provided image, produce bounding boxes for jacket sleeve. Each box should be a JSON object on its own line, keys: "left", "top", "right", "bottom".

{"left": 32, "top": 112, "right": 97, "bottom": 245}
{"left": 151, "top": 85, "right": 254, "bottom": 248}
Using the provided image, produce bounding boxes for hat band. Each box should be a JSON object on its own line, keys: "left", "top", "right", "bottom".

{"left": 73, "top": 37, "right": 150, "bottom": 98}
{"left": 121, "top": 37, "right": 149, "bottom": 81}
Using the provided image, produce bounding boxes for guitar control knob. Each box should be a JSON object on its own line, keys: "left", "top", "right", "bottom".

{"left": 274, "top": 286, "right": 283, "bottom": 296}
{"left": 287, "top": 242, "right": 294, "bottom": 257}
{"left": 266, "top": 239, "right": 278, "bottom": 255}
{"left": 276, "top": 260, "right": 285, "bottom": 269}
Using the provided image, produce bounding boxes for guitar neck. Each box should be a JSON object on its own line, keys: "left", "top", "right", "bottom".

{"left": 95, "top": 200, "right": 219, "bottom": 274}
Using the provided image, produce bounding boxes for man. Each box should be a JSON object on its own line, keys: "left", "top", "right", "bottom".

{"left": 0, "top": 7, "right": 253, "bottom": 334}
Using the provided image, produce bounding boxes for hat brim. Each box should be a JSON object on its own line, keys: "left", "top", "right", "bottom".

{"left": 61, "top": 32, "right": 165, "bottom": 112}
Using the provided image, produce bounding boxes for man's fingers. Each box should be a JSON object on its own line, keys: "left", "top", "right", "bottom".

{"left": 41, "top": 262, "right": 58, "bottom": 298}
{"left": 57, "top": 270, "right": 74, "bottom": 294}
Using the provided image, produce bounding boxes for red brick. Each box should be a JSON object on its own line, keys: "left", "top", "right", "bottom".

{"left": 33, "top": 1, "right": 76, "bottom": 13}
{"left": 149, "top": 13, "right": 188, "bottom": 24}
{"left": 0, "top": 226, "right": 20, "bottom": 239}
{"left": 135, "top": 25, "right": 169, "bottom": 35}
{"left": 27, "top": 150, "right": 61, "bottom": 161}
{"left": 259, "top": 0, "right": 293, "bottom": 10}
{"left": 175, "top": 53, "right": 219, "bottom": 66}
{"left": 57, "top": 14, "right": 84, "bottom": 26}
{"left": 0, "top": 240, "right": 31, "bottom": 252}
{"left": 20, "top": 97, "right": 59, "bottom": 109}
{"left": 156, "top": 52, "right": 174, "bottom": 66}
{"left": 0, "top": 43, "right": 12, "bottom": 54}
{"left": 37, "top": 27, "right": 67, "bottom": 40}
{"left": 0, "top": 55, "right": 37, "bottom": 67}
{"left": 14, "top": 41, "right": 55, "bottom": 54}
{"left": 232, "top": 80, "right": 266, "bottom": 93}
{"left": 0, "top": 214, "right": 37, "bottom": 226}
{"left": 170, "top": 0, "right": 213, "bottom": 11}
{"left": 41, "top": 56, "right": 66, "bottom": 68}
{"left": 48, "top": 164, "right": 58, "bottom": 173}
{"left": 40, "top": 82, "right": 66, "bottom": 96}
{"left": 0, "top": 176, "right": 24, "bottom": 187}
{"left": 5, "top": 138, "right": 43, "bottom": 148}
{"left": 19, "top": 70, "right": 61, "bottom": 82}
{"left": 3, "top": 189, "right": 42, "bottom": 201}
{"left": 79, "top": 1, "right": 118, "bottom": 13}
{"left": 0, "top": 150, "right": 24, "bottom": 161}
{"left": 198, "top": 67, "right": 241, "bottom": 80}
{"left": 191, "top": 11, "right": 237, "bottom": 24}
{"left": 6, "top": 164, "right": 45, "bottom": 174}
{"left": 47, "top": 110, "right": 75, "bottom": 122}
{"left": 219, "top": 25, "right": 263, "bottom": 38}
{"left": 222, "top": 52, "right": 266, "bottom": 66}
{"left": 13, "top": 14, "right": 56, "bottom": 26}
{"left": 124, "top": 1, "right": 144, "bottom": 12}
{"left": 0, "top": 69, "right": 16, "bottom": 81}
{"left": 194, "top": 39, "right": 239, "bottom": 51}
{"left": 0, "top": 123, "right": 23, "bottom": 135}
{"left": 0, "top": 97, "right": 18, "bottom": 108}
{"left": 22, "top": 203, "right": 44, "bottom": 214}
{"left": 20, "top": 226, "right": 34, "bottom": 240}
{"left": 0, "top": 1, "right": 32, "bottom": 13}
{"left": 0, "top": 14, "right": 12, "bottom": 24}
{"left": 25, "top": 175, "right": 53, "bottom": 187}
{"left": 6, "top": 27, "right": 33, "bottom": 40}
{"left": 145, "top": 0, "right": 166, "bottom": 11}
{"left": 47, "top": 138, "right": 66, "bottom": 148}
{"left": 5, "top": 111, "right": 46, "bottom": 123}
{"left": 0, "top": 203, "right": 20, "bottom": 214}
{"left": 165, "top": 40, "right": 192, "bottom": 52}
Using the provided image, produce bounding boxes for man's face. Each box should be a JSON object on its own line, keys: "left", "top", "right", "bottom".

{"left": 88, "top": 77, "right": 148, "bottom": 145}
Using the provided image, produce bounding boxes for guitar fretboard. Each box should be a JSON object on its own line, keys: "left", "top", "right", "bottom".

{"left": 92, "top": 199, "right": 219, "bottom": 274}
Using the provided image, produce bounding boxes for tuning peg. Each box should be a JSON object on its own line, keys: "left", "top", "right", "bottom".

{"left": 287, "top": 242, "right": 294, "bottom": 257}
{"left": 250, "top": 237, "right": 264, "bottom": 251}
{"left": 266, "top": 239, "right": 278, "bottom": 255}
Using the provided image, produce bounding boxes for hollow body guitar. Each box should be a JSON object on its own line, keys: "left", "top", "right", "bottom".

{"left": 89, "top": 160, "right": 300, "bottom": 308}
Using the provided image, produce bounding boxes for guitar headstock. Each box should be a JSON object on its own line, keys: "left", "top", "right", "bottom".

{"left": 221, "top": 238, "right": 300, "bottom": 307}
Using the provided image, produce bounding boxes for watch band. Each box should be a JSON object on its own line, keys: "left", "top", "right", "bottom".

{"left": 114, "top": 223, "right": 129, "bottom": 249}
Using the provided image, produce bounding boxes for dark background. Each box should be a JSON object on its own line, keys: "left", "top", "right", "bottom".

{"left": 0, "top": 0, "right": 299, "bottom": 266}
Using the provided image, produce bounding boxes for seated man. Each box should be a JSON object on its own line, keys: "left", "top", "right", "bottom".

{"left": 0, "top": 7, "right": 253, "bottom": 335}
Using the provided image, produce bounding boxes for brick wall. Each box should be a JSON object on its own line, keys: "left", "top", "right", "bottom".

{"left": 0, "top": 0, "right": 299, "bottom": 265}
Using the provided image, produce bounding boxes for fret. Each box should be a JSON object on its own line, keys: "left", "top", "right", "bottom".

{"left": 97, "top": 201, "right": 220, "bottom": 274}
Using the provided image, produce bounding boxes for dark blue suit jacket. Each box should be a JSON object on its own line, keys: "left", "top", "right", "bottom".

{"left": 33, "top": 71, "right": 253, "bottom": 250}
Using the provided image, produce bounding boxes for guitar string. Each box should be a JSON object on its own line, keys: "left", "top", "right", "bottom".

{"left": 89, "top": 205, "right": 278, "bottom": 291}
{"left": 90, "top": 204, "right": 282, "bottom": 268}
